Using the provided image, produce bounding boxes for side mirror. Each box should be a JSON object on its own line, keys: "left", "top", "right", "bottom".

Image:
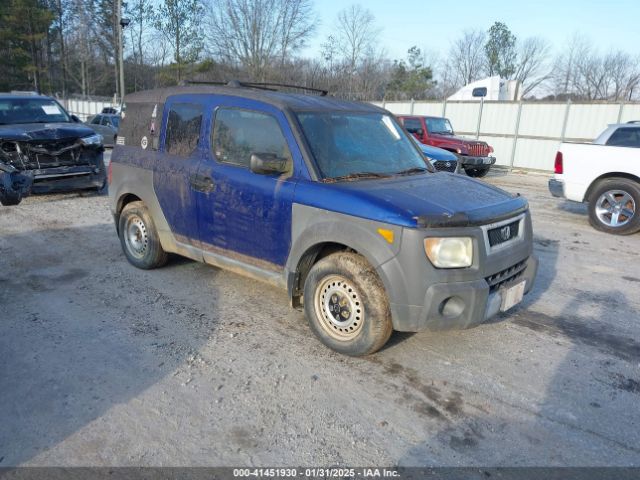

{"left": 71, "top": 114, "right": 81, "bottom": 123}
{"left": 472, "top": 87, "right": 487, "bottom": 98}
{"left": 250, "top": 153, "right": 291, "bottom": 175}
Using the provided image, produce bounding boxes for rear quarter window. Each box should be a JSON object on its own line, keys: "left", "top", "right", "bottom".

{"left": 165, "top": 103, "right": 203, "bottom": 156}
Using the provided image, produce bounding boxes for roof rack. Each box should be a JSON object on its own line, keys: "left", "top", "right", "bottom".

{"left": 184, "top": 79, "right": 328, "bottom": 96}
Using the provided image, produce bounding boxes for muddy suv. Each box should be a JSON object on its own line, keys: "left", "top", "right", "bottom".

{"left": 109, "top": 82, "right": 537, "bottom": 355}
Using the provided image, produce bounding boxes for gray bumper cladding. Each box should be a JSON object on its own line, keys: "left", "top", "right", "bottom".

{"left": 390, "top": 256, "right": 538, "bottom": 332}
{"left": 548, "top": 179, "right": 565, "bottom": 198}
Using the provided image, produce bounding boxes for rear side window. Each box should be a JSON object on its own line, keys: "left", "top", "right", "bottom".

{"left": 165, "top": 103, "right": 203, "bottom": 156}
{"left": 212, "top": 108, "right": 291, "bottom": 168}
{"left": 606, "top": 128, "right": 640, "bottom": 148}
{"left": 403, "top": 118, "right": 423, "bottom": 134}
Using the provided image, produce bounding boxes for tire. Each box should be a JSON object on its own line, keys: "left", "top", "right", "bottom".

{"left": 118, "top": 201, "right": 169, "bottom": 269}
{"left": 588, "top": 178, "right": 640, "bottom": 235}
{"left": 303, "top": 252, "right": 393, "bottom": 356}
{"left": 0, "top": 190, "right": 22, "bottom": 206}
{"left": 465, "top": 167, "right": 490, "bottom": 178}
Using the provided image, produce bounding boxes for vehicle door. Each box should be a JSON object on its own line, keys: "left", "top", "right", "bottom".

{"left": 195, "top": 98, "right": 300, "bottom": 271}
{"left": 152, "top": 98, "right": 205, "bottom": 248}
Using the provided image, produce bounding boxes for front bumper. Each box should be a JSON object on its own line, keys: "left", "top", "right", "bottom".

{"left": 460, "top": 155, "right": 496, "bottom": 167}
{"left": 30, "top": 164, "right": 105, "bottom": 193}
{"left": 378, "top": 212, "right": 537, "bottom": 332}
{"left": 548, "top": 178, "right": 565, "bottom": 198}
{"left": 389, "top": 256, "right": 538, "bottom": 331}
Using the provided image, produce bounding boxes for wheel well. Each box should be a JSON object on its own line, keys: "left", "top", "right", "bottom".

{"left": 584, "top": 172, "right": 640, "bottom": 202}
{"left": 291, "top": 242, "right": 356, "bottom": 306}
{"left": 114, "top": 194, "right": 142, "bottom": 234}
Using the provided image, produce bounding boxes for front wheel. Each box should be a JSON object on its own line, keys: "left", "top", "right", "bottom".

{"left": 118, "top": 201, "right": 169, "bottom": 269}
{"left": 465, "top": 167, "right": 490, "bottom": 178}
{"left": 0, "top": 190, "right": 22, "bottom": 206}
{"left": 303, "top": 252, "right": 392, "bottom": 356}
{"left": 588, "top": 179, "right": 640, "bottom": 235}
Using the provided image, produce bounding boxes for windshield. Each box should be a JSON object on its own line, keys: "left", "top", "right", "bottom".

{"left": 297, "top": 112, "right": 427, "bottom": 179}
{"left": 0, "top": 98, "right": 71, "bottom": 125}
{"left": 426, "top": 117, "right": 454, "bottom": 135}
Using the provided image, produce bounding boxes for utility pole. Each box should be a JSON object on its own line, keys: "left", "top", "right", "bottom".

{"left": 116, "top": 0, "right": 130, "bottom": 105}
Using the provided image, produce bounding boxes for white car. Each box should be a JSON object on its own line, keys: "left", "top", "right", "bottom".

{"left": 549, "top": 122, "right": 640, "bottom": 235}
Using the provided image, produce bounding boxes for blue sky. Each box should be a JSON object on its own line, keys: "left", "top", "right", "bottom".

{"left": 303, "top": 0, "right": 639, "bottom": 61}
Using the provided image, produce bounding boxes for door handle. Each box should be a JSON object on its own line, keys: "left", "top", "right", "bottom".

{"left": 189, "top": 174, "right": 215, "bottom": 193}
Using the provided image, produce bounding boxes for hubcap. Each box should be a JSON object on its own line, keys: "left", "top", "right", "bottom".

{"left": 125, "top": 215, "right": 148, "bottom": 258}
{"left": 314, "top": 275, "right": 364, "bottom": 340}
{"left": 595, "top": 190, "right": 636, "bottom": 228}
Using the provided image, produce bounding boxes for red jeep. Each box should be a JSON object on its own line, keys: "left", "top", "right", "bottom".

{"left": 399, "top": 115, "right": 496, "bottom": 177}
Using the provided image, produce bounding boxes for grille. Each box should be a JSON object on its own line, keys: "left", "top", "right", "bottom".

{"left": 19, "top": 140, "right": 86, "bottom": 169}
{"left": 488, "top": 220, "right": 520, "bottom": 247}
{"left": 486, "top": 258, "right": 528, "bottom": 293}
{"left": 433, "top": 160, "right": 457, "bottom": 172}
{"left": 469, "top": 142, "right": 489, "bottom": 157}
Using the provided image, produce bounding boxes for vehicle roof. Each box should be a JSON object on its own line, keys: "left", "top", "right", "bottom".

{"left": 124, "top": 85, "right": 385, "bottom": 113}
{"left": 0, "top": 93, "right": 54, "bottom": 101}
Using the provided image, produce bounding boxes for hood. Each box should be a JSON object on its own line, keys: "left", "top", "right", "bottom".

{"left": 418, "top": 144, "right": 458, "bottom": 161}
{"left": 297, "top": 172, "right": 527, "bottom": 228}
{"left": 431, "top": 132, "right": 486, "bottom": 146}
{"left": 0, "top": 123, "right": 95, "bottom": 142}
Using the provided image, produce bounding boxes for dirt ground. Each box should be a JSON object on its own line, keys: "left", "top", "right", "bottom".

{"left": 1, "top": 165, "right": 639, "bottom": 467}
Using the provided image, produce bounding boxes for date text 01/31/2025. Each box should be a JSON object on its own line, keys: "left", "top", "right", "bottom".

{"left": 232, "top": 468, "right": 400, "bottom": 477}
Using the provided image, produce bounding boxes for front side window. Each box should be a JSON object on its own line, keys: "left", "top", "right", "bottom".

{"left": 165, "top": 103, "right": 203, "bottom": 157}
{"left": 403, "top": 118, "right": 423, "bottom": 134}
{"left": 425, "top": 117, "right": 454, "bottom": 135}
{"left": 606, "top": 127, "right": 640, "bottom": 148}
{"left": 212, "top": 108, "right": 291, "bottom": 168}
{"left": 297, "top": 112, "right": 426, "bottom": 179}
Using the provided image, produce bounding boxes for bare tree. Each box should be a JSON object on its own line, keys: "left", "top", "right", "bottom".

{"left": 514, "top": 37, "right": 551, "bottom": 96}
{"left": 155, "top": 0, "right": 204, "bottom": 82}
{"left": 448, "top": 29, "right": 486, "bottom": 86}
{"left": 333, "top": 4, "right": 380, "bottom": 77}
{"left": 205, "top": 0, "right": 317, "bottom": 80}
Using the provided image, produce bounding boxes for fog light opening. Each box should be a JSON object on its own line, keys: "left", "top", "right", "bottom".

{"left": 439, "top": 296, "right": 466, "bottom": 319}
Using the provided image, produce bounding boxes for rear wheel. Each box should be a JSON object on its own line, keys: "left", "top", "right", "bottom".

{"left": 118, "top": 201, "right": 169, "bottom": 269}
{"left": 303, "top": 252, "right": 392, "bottom": 356}
{"left": 588, "top": 179, "right": 640, "bottom": 235}
{"left": 465, "top": 167, "right": 490, "bottom": 178}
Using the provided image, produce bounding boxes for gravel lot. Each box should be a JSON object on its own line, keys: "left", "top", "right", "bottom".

{"left": 1, "top": 164, "right": 639, "bottom": 467}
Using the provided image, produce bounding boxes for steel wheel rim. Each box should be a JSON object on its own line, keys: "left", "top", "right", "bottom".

{"left": 595, "top": 189, "right": 636, "bottom": 228}
{"left": 314, "top": 275, "right": 364, "bottom": 340}
{"left": 125, "top": 215, "right": 149, "bottom": 258}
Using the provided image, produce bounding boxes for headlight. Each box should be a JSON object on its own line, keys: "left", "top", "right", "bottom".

{"left": 424, "top": 237, "right": 473, "bottom": 268}
{"left": 80, "top": 133, "right": 103, "bottom": 146}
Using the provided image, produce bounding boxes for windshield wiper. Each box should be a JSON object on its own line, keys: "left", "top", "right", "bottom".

{"left": 432, "top": 130, "right": 453, "bottom": 135}
{"left": 395, "top": 167, "right": 429, "bottom": 176}
{"left": 323, "top": 171, "right": 393, "bottom": 183}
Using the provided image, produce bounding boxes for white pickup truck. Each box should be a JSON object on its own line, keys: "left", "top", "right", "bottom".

{"left": 549, "top": 122, "right": 640, "bottom": 235}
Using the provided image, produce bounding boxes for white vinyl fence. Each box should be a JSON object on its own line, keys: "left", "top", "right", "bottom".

{"left": 373, "top": 100, "right": 640, "bottom": 172}
{"left": 59, "top": 98, "right": 117, "bottom": 122}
